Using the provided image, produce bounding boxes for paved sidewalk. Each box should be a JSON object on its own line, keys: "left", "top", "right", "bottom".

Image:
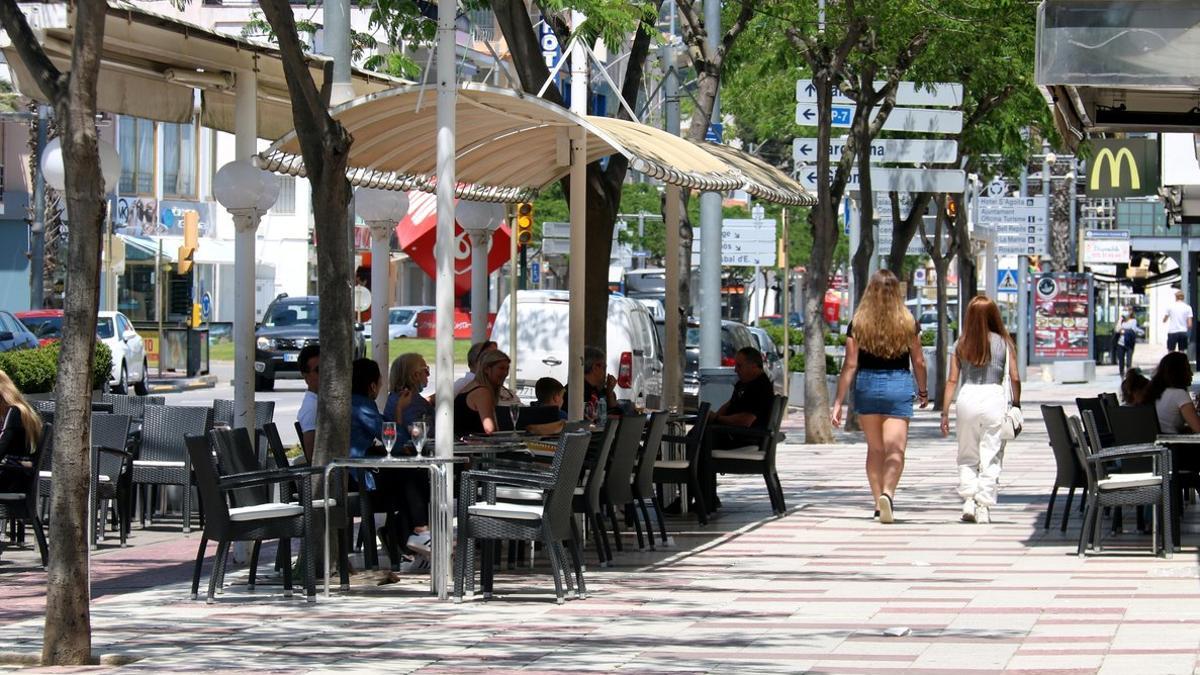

{"left": 2, "top": 368, "right": 1199, "bottom": 673}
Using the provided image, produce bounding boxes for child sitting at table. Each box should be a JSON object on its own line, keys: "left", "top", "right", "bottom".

{"left": 534, "top": 377, "right": 569, "bottom": 420}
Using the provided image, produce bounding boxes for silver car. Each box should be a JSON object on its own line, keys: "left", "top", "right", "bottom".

{"left": 363, "top": 305, "right": 434, "bottom": 340}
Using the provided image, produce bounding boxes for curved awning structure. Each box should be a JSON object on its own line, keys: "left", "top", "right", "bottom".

{"left": 697, "top": 142, "right": 815, "bottom": 207}
{"left": 258, "top": 83, "right": 746, "bottom": 201}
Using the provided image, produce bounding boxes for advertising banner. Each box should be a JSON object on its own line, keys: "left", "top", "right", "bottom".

{"left": 1031, "top": 273, "right": 1093, "bottom": 362}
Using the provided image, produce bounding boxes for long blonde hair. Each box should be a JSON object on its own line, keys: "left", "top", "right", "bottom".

{"left": 851, "top": 269, "right": 915, "bottom": 359}
{"left": 389, "top": 352, "right": 427, "bottom": 393}
{"left": 0, "top": 370, "right": 42, "bottom": 449}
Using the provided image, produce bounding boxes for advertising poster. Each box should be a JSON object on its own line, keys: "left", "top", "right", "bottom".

{"left": 1032, "top": 273, "right": 1092, "bottom": 362}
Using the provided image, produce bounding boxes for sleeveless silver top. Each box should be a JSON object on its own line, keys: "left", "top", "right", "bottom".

{"left": 959, "top": 332, "right": 1008, "bottom": 385}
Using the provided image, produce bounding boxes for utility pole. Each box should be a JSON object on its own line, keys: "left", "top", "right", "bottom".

{"left": 698, "top": 0, "right": 722, "bottom": 367}
{"left": 324, "top": 0, "right": 355, "bottom": 106}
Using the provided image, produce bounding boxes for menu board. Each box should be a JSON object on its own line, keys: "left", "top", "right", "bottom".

{"left": 1032, "top": 273, "right": 1093, "bottom": 362}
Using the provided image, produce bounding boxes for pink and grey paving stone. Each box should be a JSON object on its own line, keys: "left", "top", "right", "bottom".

{"left": 3, "top": 377, "right": 1200, "bottom": 673}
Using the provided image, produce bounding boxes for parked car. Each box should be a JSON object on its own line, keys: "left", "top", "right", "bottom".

{"left": 747, "top": 325, "right": 786, "bottom": 391}
{"left": 491, "top": 290, "right": 663, "bottom": 407}
{"left": 0, "top": 310, "right": 39, "bottom": 353}
{"left": 759, "top": 312, "right": 803, "bottom": 329}
{"left": 255, "top": 294, "right": 366, "bottom": 391}
{"left": 623, "top": 268, "right": 667, "bottom": 299}
{"left": 97, "top": 311, "right": 149, "bottom": 394}
{"left": 362, "top": 305, "right": 434, "bottom": 340}
{"left": 655, "top": 318, "right": 757, "bottom": 407}
{"left": 15, "top": 309, "right": 65, "bottom": 346}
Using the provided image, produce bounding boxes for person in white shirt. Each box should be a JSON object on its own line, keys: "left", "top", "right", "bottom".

{"left": 295, "top": 344, "right": 320, "bottom": 462}
{"left": 1163, "top": 289, "right": 1193, "bottom": 353}
{"left": 1149, "top": 352, "right": 1200, "bottom": 434}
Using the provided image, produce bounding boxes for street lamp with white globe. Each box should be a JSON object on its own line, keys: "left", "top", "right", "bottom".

{"left": 456, "top": 199, "right": 506, "bottom": 342}
{"left": 355, "top": 187, "right": 410, "bottom": 390}
{"left": 213, "top": 158, "right": 278, "bottom": 435}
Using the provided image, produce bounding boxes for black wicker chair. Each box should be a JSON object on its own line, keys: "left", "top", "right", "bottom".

{"left": 0, "top": 423, "right": 51, "bottom": 566}
{"left": 1076, "top": 397, "right": 1113, "bottom": 446}
{"left": 572, "top": 423, "right": 618, "bottom": 566}
{"left": 1069, "top": 411, "right": 1173, "bottom": 557}
{"left": 708, "top": 395, "right": 788, "bottom": 516}
{"left": 601, "top": 414, "right": 649, "bottom": 552}
{"left": 132, "top": 404, "right": 212, "bottom": 532}
{"left": 1040, "top": 405, "right": 1088, "bottom": 532}
{"left": 186, "top": 432, "right": 318, "bottom": 603}
{"left": 653, "top": 402, "right": 712, "bottom": 523}
{"left": 100, "top": 393, "right": 165, "bottom": 421}
{"left": 455, "top": 430, "right": 592, "bottom": 604}
{"left": 630, "top": 411, "right": 668, "bottom": 549}
{"left": 90, "top": 413, "right": 133, "bottom": 547}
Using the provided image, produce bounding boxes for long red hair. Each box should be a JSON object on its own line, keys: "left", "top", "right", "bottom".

{"left": 957, "top": 296, "right": 1012, "bottom": 367}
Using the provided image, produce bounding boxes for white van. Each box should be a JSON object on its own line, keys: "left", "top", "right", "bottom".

{"left": 491, "top": 290, "right": 664, "bottom": 407}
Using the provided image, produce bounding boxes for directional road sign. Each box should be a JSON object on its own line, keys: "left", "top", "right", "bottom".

{"left": 795, "top": 80, "right": 963, "bottom": 108}
{"left": 796, "top": 104, "right": 963, "bottom": 134}
{"left": 993, "top": 224, "right": 1050, "bottom": 256}
{"left": 978, "top": 196, "right": 1048, "bottom": 227}
{"left": 797, "top": 165, "right": 966, "bottom": 193}
{"left": 793, "top": 138, "right": 958, "bottom": 164}
{"left": 542, "top": 221, "right": 571, "bottom": 239}
{"left": 690, "top": 252, "right": 777, "bottom": 267}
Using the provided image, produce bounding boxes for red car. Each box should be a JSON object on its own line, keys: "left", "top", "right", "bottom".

{"left": 15, "top": 309, "right": 64, "bottom": 347}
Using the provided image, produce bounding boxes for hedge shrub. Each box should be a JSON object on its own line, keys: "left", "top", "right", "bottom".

{"left": 0, "top": 342, "right": 113, "bottom": 394}
{"left": 789, "top": 351, "right": 841, "bottom": 376}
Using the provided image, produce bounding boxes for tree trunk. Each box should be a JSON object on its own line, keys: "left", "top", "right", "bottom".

{"left": 933, "top": 253, "right": 951, "bottom": 411}
{"left": 803, "top": 71, "right": 836, "bottom": 444}
{"left": 851, "top": 116, "right": 874, "bottom": 305}
{"left": 954, "top": 195, "right": 977, "bottom": 303}
{"left": 887, "top": 192, "right": 933, "bottom": 273}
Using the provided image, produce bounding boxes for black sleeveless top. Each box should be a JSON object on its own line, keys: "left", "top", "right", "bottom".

{"left": 454, "top": 385, "right": 487, "bottom": 437}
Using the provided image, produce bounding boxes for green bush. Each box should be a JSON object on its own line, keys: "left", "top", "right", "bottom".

{"left": 0, "top": 342, "right": 113, "bottom": 394}
{"left": 789, "top": 351, "right": 841, "bottom": 376}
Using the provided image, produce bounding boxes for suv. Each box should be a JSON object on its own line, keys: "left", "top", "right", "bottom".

{"left": 254, "top": 295, "right": 365, "bottom": 391}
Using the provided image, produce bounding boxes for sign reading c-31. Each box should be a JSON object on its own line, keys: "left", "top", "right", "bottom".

{"left": 1085, "top": 138, "right": 1159, "bottom": 198}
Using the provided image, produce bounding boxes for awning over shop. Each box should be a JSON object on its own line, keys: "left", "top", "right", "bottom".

{"left": 1, "top": 0, "right": 410, "bottom": 140}
{"left": 697, "top": 141, "right": 815, "bottom": 207}
{"left": 258, "top": 83, "right": 753, "bottom": 202}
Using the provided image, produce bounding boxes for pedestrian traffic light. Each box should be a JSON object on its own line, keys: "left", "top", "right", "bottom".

{"left": 177, "top": 211, "right": 199, "bottom": 275}
{"left": 516, "top": 202, "right": 534, "bottom": 245}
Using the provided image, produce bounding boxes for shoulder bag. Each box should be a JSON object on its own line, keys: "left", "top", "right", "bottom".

{"left": 999, "top": 341, "right": 1023, "bottom": 440}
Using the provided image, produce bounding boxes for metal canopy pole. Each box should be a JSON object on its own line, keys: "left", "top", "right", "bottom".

{"left": 470, "top": 229, "right": 491, "bottom": 342}
{"left": 664, "top": 183, "right": 683, "bottom": 411}
{"left": 369, "top": 222, "right": 391, "bottom": 405}
{"left": 567, "top": 9, "right": 588, "bottom": 421}
{"left": 698, "top": 0, "right": 722, "bottom": 368}
{"left": 233, "top": 68, "right": 258, "bottom": 434}
{"left": 432, "top": 0, "right": 456, "bottom": 600}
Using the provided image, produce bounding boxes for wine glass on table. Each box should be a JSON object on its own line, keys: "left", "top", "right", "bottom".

{"left": 409, "top": 419, "right": 428, "bottom": 457}
{"left": 382, "top": 422, "right": 397, "bottom": 457}
{"left": 508, "top": 403, "right": 521, "bottom": 432}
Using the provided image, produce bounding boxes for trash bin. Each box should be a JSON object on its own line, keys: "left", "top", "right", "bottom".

{"left": 699, "top": 367, "right": 737, "bottom": 409}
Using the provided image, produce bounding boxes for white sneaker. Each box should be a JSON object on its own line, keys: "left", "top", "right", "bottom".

{"left": 975, "top": 506, "right": 990, "bottom": 524}
{"left": 407, "top": 531, "right": 432, "bottom": 557}
{"left": 961, "top": 500, "right": 977, "bottom": 523}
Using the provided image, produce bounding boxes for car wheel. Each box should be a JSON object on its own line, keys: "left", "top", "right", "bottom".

{"left": 133, "top": 359, "right": 149, "bottom": 396}
{"left": 255, "top": 373, "right": 275, "bottom": 392}
{"left": 115, "top": 363, "right": 128, "bottom": 394}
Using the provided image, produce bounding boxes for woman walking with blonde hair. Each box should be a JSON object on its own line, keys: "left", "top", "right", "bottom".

{"left": 941, "top": 295, "right": 1020, "bottom": 524}
{"left": 832, "top": 270, "right": 928, "bottom": 523}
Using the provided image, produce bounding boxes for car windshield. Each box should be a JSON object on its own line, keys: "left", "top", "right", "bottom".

{"left": 390, "top": 309, "right": 416, "bottom": 324}
{"left": 23, "top": 317, "right": 63, "bottom": 339}
{"left": 96, "top": 318, "right": 115, "bottom": 339}
{"left": 263, "top": 300, "right": 319, "bottom": 327}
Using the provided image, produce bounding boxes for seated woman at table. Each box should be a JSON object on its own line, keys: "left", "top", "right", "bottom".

{"left": 1147, "top": 352, "right": 1200, "bottom": 434}
{"left": 1120, "top": 368, "right": 1150, "bottom": 406}
{"left": 350, "top": 359, "right": 433, "bottom": 563}
{"left": 0, "top": 369, "right": 42, "bottom": 494}
{"left": 387, "top": 352, "right": 434, "bottom": 443}
{"left": 454, "top": 349, "right": 510, "bottom": 437}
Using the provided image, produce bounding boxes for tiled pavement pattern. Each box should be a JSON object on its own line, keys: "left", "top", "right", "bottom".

{"left": 3, "top": 361, "right": 1200, "bottom": 672}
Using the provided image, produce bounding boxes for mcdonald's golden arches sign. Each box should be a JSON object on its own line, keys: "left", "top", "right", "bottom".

{"left": 1085, "top": 138, "right": 1159, "bottom": 198}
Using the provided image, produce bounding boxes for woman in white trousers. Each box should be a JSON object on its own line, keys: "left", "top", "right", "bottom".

{"left": 941, "top": 296, "right": 1021, "bottom": 523}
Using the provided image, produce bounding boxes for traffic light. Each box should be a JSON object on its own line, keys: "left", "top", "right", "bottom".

{"left": 177, "top": 211, "right": 199, "bottom": 275}
{"left": 516, "top": 202, "right": 534, "bottom": 245}
{"left": 944, "top": 195, "right": 958, "bottom": 221}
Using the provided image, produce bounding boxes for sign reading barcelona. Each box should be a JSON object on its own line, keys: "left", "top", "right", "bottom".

{"left": 1085, "top": 139, "right": 1159, "bottom": 198}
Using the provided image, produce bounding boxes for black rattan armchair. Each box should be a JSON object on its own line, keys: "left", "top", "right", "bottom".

{"left": 132, "top": 404, "right": 212, "bottom": 532}
{"left": 0, "top": 423, "right": 51, "bottom": 566}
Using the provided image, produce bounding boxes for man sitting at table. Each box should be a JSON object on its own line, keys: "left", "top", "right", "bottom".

{"left": 562, "top": 346, "right": 621, "bottom": 419}
{"left": 701, "top": 346, "right": 775, "bottom": 513}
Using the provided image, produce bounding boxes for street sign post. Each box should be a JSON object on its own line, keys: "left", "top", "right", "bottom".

{"left": 795, "top": 80, "right": 963, "bottom": 107}
{"left": 793, "top": 138, "right": 957, "bottom": 164}
{"left": 977, "top": 196, "right": 1049, "bottom": 256}
{"left": 530, "top": 261, "right": 541, "bottom": 285}
{"left": 692, "top": 218, "right": 779, "bottom": 267}
{"left": 795, "top": 104, "right": 963, "bottom": 134}
{"left": 798, "top": 166, "right": 965, "bottom": 193}
{"left": 1082, "top": 229, "right": 1131, "bottom": 264}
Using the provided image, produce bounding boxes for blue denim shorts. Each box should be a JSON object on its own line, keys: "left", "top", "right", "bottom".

{"left": 854, "top": 369, "right": 914, "bottom": 418}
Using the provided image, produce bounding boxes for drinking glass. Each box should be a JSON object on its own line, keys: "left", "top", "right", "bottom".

{"left": 584, "top": 401, "right": 598, "bottom": 422}
{"left": 508, "top": 404, "right": 521, "bottom": 431}
{"left": 409, "top": 419, "right": 428, "bottom": 457}
{"left": 382, "top": 422, "right": 397, "bottom": 456}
